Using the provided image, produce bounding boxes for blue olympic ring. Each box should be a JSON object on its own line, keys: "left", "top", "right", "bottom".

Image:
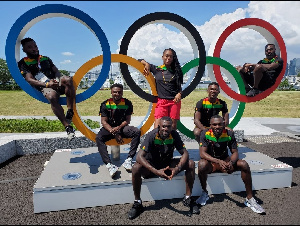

{"left": 5, "top": 4, "right": 111, "bottom": 105}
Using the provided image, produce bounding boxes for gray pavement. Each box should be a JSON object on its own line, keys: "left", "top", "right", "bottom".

{"left": 0, "top": 116, "right": 300, "bottom": 224}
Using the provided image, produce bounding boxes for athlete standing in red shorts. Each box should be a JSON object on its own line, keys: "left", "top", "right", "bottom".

{"left": 139, "top": 48, "right": 183, "bottom": 130}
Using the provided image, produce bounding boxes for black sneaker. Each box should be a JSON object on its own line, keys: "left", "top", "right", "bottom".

{"left": 246, "top": 88, "right": 261, "bottom": 97}
{"left": 191, "top": 203, "right": 200, "bottom": 215}
{"left": 65, "top": 125, "right": 75, "bottom": 140}
{"left": 65, "top": 109, "right": 74, "bottom": 124}
{"left": 183, "top": 196, "right": 200, "bottom": 215}
{"left": 128, "top": 201, "right": 143, "bottom": 220}
{"left": 183, "top": 196, "right": 192, "bottom": 207}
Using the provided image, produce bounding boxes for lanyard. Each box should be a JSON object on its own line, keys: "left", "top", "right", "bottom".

{"left": 37, "top": 55, "right": 42, "bottom": 70}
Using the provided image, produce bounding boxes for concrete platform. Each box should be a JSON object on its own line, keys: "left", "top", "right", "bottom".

{"left": 33, "top": 142, "right": 293, "bottom": 213}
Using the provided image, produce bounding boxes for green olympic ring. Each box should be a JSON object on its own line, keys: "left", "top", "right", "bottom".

{"left": 177, "top": 56, "right": 246, "bottom": 139}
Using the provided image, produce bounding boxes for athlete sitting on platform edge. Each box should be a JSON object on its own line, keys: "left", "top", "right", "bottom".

{"left": 128, "top": 116, "right": 199, "bottom": 220}
{"left": 96, "top": 83, "right": 141, "bottom": 178}
{"left": 196, "top": 114, "right": 265, "bottom": 214}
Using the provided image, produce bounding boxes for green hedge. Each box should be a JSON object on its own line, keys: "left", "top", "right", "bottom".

{"left": 0, "top": 118, "right": 99, "bottom": 133}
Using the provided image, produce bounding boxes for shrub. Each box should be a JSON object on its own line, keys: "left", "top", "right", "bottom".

{"left": 0, "top": 118, "right": 99, "bottom": 133}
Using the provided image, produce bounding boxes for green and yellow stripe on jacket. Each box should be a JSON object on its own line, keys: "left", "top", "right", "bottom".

{"left": 202, "top": 97, "right": 223, "bottom": 109}
{"left": 154, "top": 133, "right": 174, "bottom": 145}
{"left": 205, "top": 129, "right": 231, "bottom": 143}
{"left": 156, "top": 64, "right": 174, "bottom": 73}
{"left": 261, "top": 56, "right": 278, "bottom": 64}
{"left": 105, "top": 98, "right": 129, "bottom": 110}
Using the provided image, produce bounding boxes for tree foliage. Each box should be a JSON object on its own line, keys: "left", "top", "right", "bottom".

{"left": 0, "top": 58, "right": 12, "bottom": 86}
{"left": 59, "top": 69, "right": 70, "bottom": 76}
{"left": 278, "top": 78, "right": 294, "bottom": 90}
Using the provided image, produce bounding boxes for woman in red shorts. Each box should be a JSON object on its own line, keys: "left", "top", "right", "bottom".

{"left": 139, "top": 48, "right": 183, "bottom": 130}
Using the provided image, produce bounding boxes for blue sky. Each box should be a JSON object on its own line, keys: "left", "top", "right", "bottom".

{"left": 1, "top": 1, "right": 299, "bottom": 74}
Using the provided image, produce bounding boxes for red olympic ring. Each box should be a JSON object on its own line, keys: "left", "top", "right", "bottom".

{"left": 212, "top": 18, "right": 287, "bottom": 103}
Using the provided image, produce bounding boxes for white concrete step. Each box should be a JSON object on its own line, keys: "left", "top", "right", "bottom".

{"left": 33, "top": 142, "right": 293, "bottom": 213}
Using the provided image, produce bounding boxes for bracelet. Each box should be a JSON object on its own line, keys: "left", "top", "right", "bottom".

{"left": 45, "top": 82, "right": 49, "bottom": 88}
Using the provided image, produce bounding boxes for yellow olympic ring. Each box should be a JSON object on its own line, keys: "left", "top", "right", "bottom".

{"left": 72, "top": 54, "right": 157, "bottom": 144}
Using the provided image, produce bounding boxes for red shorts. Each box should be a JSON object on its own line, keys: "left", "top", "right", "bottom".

{"left": 154, "top": 98, "right": 181, "bottom": 120}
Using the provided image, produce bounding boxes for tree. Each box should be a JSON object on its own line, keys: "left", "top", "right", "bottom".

{"left": 59, "top": 70, "right": 70, "bottom": 77}
{"left": 278, "top": 78, "right": 293, "bottom": 91}
{"left": 0, "top": 58, "right": 12, "bottom": 87}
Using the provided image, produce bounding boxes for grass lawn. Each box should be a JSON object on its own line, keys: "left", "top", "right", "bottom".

{"left": 0, "top": 89, "right": 299, "bottom": 118}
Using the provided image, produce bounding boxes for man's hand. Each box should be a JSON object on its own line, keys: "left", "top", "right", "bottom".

{"left": 48, "top": 79, "right": 59, "bottom": 89}
{"left": 243, "top": 63, "right": 255, "bottom": 73}
{"left": 169, "top": 166, "right": 180, "bottom": 180}
{"left": 218, "top": 159, "right": 229, "bottom": 172}
{"left": 114, "top": 133, "right": 124, "bottom": 144}
{"left": 156, "top": 166, "right": 172, "bottom": 180}
{"left": 110, "top": 126, "right": 120, "bottom": 135}
{"left": 223, "top": 161, "right": 234, "bottom": 174}
{"left": 218, "top": 160, "right": 234, "bottom": 173}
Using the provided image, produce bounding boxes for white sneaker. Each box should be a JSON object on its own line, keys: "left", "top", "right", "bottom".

{"left": 65, "top": 125, "right": 75, "bottom": 140}
{"left": 123, "top": 157, "right": 133, "bottom": 171}
{"left": 106, "top": 163, "right": 118, "bottom": 178}
{"left": 244, "top": 197, "right": 265, "bottom": 214}
{"left": 196, "top": 190, "right": 209, "bottom": 206}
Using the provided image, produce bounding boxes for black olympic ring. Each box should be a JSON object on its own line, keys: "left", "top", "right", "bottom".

{"left": 119, "top": 11, "right": 206, "bottom": 103}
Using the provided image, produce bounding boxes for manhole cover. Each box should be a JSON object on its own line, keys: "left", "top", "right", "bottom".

{"left": 71, "top": 150, "right": 85, "bottom": 155}
{"left": 62, "top": 173, "right": 82, "bottom": 180}
{"left": 247, "top": 160, "right": 263, "bottom": 165}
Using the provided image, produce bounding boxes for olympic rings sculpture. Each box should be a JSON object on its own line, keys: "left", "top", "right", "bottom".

{"left": 5, "top": 4, "right": 111, "bottom": 105}
{"left": 5, "top": 4, "right": 287, "bottom": 142}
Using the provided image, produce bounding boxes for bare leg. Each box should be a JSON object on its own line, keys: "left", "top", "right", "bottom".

{"left": 184, "top": 160, "right": 195, "bottom": 196}
{"left": 198, "top": 159, "right": 212, "bottom": 192}
{"left": 131, "top": 163, "right": 144, "bottom": 200}
{"left": 61, "top": 76, "right": 75, "bottom": 110}
{"left": 237, "top": 159, "right": 253, "bottom": 199}
{"left": 45, "top": 90, "right": 69, "bottom": 127}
